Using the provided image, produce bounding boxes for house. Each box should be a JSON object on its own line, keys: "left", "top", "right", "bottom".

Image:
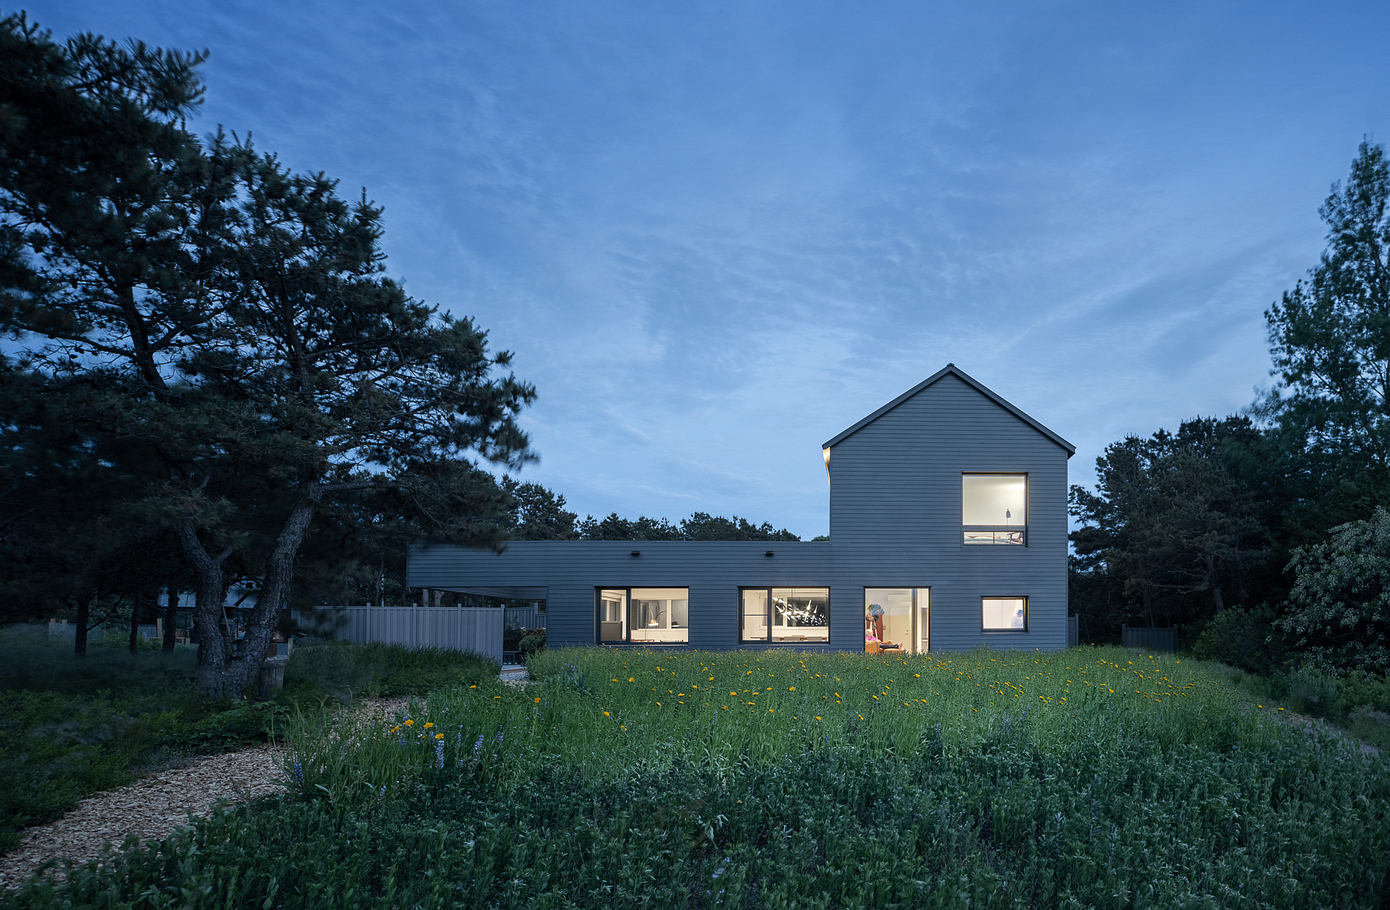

{"left": 407, "top": 364, "right": 1074, "bottom": 653}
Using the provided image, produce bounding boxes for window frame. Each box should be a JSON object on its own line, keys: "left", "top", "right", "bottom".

{"left": 738, "top": 586, "right": 830, "bottom": 644}
{"left": 981, "top": 595, "right": 1029, "bottom": 633}
{"left": 961, "top": 472, "right": 1029, "bottom": 547}
{"left": 594, "top": 586, "right": 690, "bottom": 645}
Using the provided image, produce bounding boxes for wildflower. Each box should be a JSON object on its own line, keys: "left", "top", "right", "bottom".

{"left": 473, "top": 734, "right": 484, "bottom": 755}
{"left": 788, "top": 686, "right": 795, "bottom": 691}
{"left": 534, "top": 697, "right": 542, "bottom": 704}
{"left": 603, "top": 711, "right": 611, "bottom": 717}
{"left": 404, "top": 718, "right": 415, "bottom": 727}
{"left": 814, "top": 716, "right": 822, "bottom": 721}
{"left": 629, "top": 677, "right": 635, "bottom": 682}
{"left": 292, "top": 762, "right": 304, "bottom": 784}
{"left": 424, "top": 722, "right": 434, "bottom": 729}
{"left": 434, "top": 732, "right": 444, "bottom": 740}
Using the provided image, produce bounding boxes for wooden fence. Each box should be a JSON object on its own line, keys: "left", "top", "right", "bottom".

{"left": 1121, "top": 625, "right": 1177, "bottom": 652}
{"left": 299, "top": 605, "right": 503, "bottom": 664}
{"left": 504, "top": 604, "right": 546, "bottom": 630}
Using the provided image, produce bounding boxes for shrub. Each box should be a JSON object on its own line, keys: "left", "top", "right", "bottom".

{"left": 517, "top": 632, "right": 545, "bottom": 662}
{"left": 1191, "top": 604, "right": 1288, "bottom": 675}
{"left": 1276, "top": 509, "right": 1390, "bottom": 674}
{"left": 283, "top": 642, "right": 498, "bottom": 701}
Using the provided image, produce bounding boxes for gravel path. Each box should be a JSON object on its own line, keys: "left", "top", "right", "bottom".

{"left": 0, "top": 744, "right": 289, "bottom": 890}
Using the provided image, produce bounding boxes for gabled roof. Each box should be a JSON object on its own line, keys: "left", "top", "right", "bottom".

{"left": 821, "top": 363, "right": 1075, "bottom": 456}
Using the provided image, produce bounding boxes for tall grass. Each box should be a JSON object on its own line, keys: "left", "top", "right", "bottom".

{"left": 0, "top": 629, "right": 495, "bottom": 857}
{"left": 9, "top": 646, "right": 1386, "bottom": 908}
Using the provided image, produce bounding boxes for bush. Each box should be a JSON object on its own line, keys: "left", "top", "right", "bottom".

{"left": 1276, "top": 509, "right": 1390, "bottom": 674}
{"left": 517, "top": 632, "right": 545, "bottom": 662}
{"left": 1191, "top": 604, "right": 1288, "bottom": 675}
{"left": 282, "top": 643, "right": 498, "bottom": 701}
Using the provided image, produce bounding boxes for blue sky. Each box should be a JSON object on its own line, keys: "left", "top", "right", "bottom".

{"left": 30, "top": 1, "right": 1390, "bottom": 537}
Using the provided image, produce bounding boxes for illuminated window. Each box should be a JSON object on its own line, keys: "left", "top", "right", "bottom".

{"left": 982, "top": 596, "right": 1027, "bottom": 632}
{"left": 596, "top": 587, "right": 688, "bottom": 644}
{"left": 962, "top": 474, "right": 1027, "bottom": 545}
{"left": 740, "top": 587, "right": 829, "bottom": 643}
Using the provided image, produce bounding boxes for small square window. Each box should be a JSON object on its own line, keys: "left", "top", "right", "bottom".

{"left": 982, "top": 596, "right": 1027, "bottom": 632}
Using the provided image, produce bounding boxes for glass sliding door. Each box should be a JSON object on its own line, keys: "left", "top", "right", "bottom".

{"left": 864, "top": 588, "right": 930, "bottom": 653}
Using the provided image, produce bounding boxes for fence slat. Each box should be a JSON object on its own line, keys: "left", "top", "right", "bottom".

{"left": 298, "top": 605, "right": 502, "bottom": 663}
{"left": 1121, "top": 625, "right": 1177, "bottom": 652}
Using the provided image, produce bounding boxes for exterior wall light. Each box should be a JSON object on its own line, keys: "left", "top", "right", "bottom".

{"left": 764, "top": 550, "right": 775, "bottom": 558}
{"left": 630, "top": 550, "right": 641, "bottom": 557}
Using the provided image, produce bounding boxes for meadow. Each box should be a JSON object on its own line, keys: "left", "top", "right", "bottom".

{"left": 6, "top": 645, "right": 1387, "bottom": 909}
{"left": 0, "top": 628, "right": 492, "bottom": 856}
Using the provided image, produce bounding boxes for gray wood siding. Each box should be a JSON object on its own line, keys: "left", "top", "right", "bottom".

{"left": 826, "top": 373, "right": 1069, "bottom": 652}
{"left": 408, "top": 370, "right": 1070, "bottom": 653}
{"left": 409, "top": 540, "right": 835, "bottom": 649}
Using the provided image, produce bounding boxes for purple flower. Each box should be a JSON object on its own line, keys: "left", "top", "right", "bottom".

{"left": 293, "top": 761, "right": 304, "bottom": 784}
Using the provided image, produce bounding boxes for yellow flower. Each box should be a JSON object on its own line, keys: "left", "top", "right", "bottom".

{"left": 814, "top": 716, "right": 822, "bottom": 721}
{"left": 534, "top": 696, "right": 542, "bottom": 703}
{"left": 404, "top": 719, "right": 415, "bottom": 727}
{"left": 620, "top": 724, "right": 627, "bottom": 731}
{"left": 788, "top": 686, "right": 795, "bottom": 691}
{"left": 434, "top": 732, "right": 444, "bottom": 740}
{"left": 469, "top": 684, "right": 477, "bottom": 689}
{"left": 603, "top": 710, "right": 611, "bottom": 717}
{"left": 628, "top": 677, "right": 635, "bottom": 682}
{"left": 424, "top": 722, "right": 434, "bottom": 729}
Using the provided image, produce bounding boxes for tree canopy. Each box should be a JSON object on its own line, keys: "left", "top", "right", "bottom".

{"left": 1070, "top": 140, "right": 1390, "bottom": 673}
{"left": 0, "top": 14, "right": 533, "bottom": 695}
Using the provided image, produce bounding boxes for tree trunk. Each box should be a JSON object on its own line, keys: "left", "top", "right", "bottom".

{"left": 176, "top": 518, "right": 233, "bottom": 698}
{"left": 129, "top": 590, "right": 144, "bottom": 654}
{"left": 1204, "top": 555, "right": 1225, "bottom": 615}
{"left": 219, "top": 498, "right": 319, "bottom": 698}
{"left": 74, "top": 594, "right": 90, "bottom": 657}
{"left": 163, "top": 586, "right": 178, "bottom": 652}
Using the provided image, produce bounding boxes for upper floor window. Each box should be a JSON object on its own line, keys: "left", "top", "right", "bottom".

{"left": 598, "top": 587, "right": 689, "bottom": 644}
{"left": 962, "top": 474, "right": 1027, "bottom": 545}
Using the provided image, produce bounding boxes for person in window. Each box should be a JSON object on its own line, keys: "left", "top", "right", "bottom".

{"left": 866, "top": 602, "right": 884, "bottom": 642}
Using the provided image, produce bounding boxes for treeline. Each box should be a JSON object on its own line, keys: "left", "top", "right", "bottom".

{"left": 1070, "top": 140, "right": 1390, "bottom": 677}
{"left": 503, "top": 478, "right": 799, "bottom": 541}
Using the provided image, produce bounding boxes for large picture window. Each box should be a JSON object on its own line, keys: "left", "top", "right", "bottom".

{"left": 597, "top": 587, "right": 689, "bottom": 644}
{"left": 740, "top": 587, "right": 829, "bottom": 643}
{"left": 962, "top": 474, "right": 1027, "bottom": 545}
{"left": 982, "top": 596, "right": 1027, "bottom": 632}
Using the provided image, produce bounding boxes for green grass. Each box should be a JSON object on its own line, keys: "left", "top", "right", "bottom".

{"left": 0, "top": 627, "right": 497, "bottom": 857}
{"left": 7, "top": 646, "right": 1387, "bottom": 908}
